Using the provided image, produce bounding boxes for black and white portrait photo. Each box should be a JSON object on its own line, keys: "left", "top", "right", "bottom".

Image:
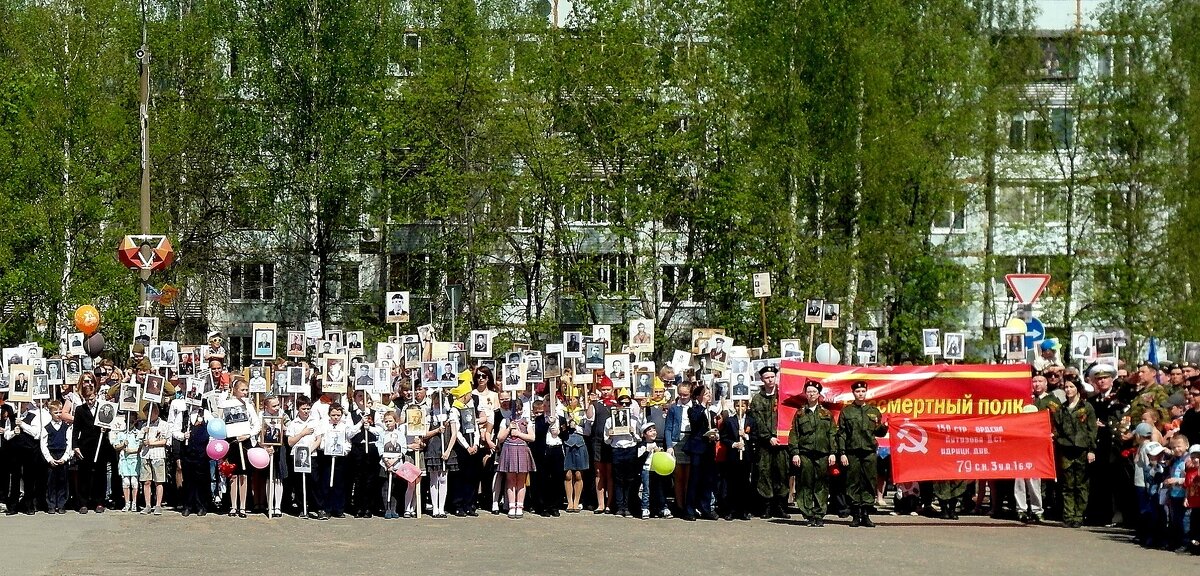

{"left": 610, "top": 408, "right": 630, "bottom": 436}
{"left": 943, "top": 332, "right": 965, "bottom": 360}
{"left": 805, "top": 299, "right": 824, "bottom": 325}
{"left": 584, "top": 343, "right": 604, "bottom": 368}
{"left": 502, "top": 363, "right": 524, "bottom": 392}
{"left": 119, "top": 382, "right": 141, "bottom": 412}
{"left": 143, "top": 374, "right": 165, "bottom": 403}
{"left": 922, "top": 329, "right": 941, "bottom": 356}
{"left": 294, "top": 446, "right": 312, "bottom": 473}
{"left": 385, "top": 291, "right": 410, "bottom": 323}
{"left": 470, "top": 330, "right": 491, "bottom": 358}
{"left": 1071, "top": 332, "right": 1092, "bottom": 359}
{"left": 563, "top": 332, "right": 583, "bottom": 357}
{"left": 288, "top": 331, "right": 307, "bottom": 357}
{"left": 822, "top": 303, "right": 840, "bottom": 329}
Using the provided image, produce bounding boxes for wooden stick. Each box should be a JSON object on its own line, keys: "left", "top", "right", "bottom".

{"left": 807, "top": 325, "right": 816, "bottom": 361}
{"left": 329, "top": 456, "right": 336, "bottom": 487}
{"left": 268, "top": 449, "right": 275, "bottom": 517}
{"left": 302, "top": 472, "right": 308, "bottom": 518}
{"left": 759, "top": 298, "right": 768, "bottom": 348}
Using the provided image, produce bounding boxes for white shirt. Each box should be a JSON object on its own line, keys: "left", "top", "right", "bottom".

{"left": 139, "top": 419, "right": 170, "bottom": 461}
{"left": 167, "top": 397, "right": 190, "bottom": 440}
{"left": 603, "top": 409, "right": 643, "bottom": 449}
{"left": 40, "top": 420, "right": 73, "bottom": 463}
{"left": 287, "top": 417, "right": 324, "bottom": 450}
{"left": 19, "top": 407, "right": 53, "bottom": 440}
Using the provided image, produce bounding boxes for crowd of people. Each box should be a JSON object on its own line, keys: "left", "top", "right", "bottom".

{"left": 0, "top": 331, "right": 1198, "bottom": 556}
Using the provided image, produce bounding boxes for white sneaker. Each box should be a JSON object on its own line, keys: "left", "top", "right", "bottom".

{"left": 141, "top": 506, "right": 151, "bottom": 515}
{"left": 152, "top": 506, "right": 162, "bottom": 516}
{"left": 661, "top": 509, "right": 673, "bottom": 519}
{"left": 641, "top": 510, "right": 650, "bottom": 519}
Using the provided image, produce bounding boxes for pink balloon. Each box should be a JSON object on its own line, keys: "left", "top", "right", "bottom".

{"left": 247, "top": 447, "right": 271, "bottom": 470}
{"left": 206, "top": 439, "right": 230, "bottom": 460}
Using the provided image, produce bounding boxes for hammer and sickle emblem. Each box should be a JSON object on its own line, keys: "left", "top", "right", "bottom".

{"left": 895, "top": 422, "right": 929, "bottom": 454}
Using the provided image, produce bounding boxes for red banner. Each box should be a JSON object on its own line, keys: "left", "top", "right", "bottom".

{"left": 888, "top": 412, "right": 1056, "bottom": 482}
{"left": 776, "top": 361, "right": 1031, "bottom": 442}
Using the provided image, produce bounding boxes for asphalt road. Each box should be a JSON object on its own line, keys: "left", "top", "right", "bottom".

{"left": 4, "top": 510, "right": 1195, "bottom": 575}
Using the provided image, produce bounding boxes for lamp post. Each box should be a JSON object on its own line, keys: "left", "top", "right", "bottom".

{"left": 137, "top": 0, "right": 152, "bottom": 309}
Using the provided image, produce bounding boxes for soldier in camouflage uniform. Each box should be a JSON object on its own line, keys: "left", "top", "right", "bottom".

{"left": 1052, "top": 376, "right": 1097, "bottom": 528}
{"left": 933, "top": 480, "right": 970, "bottom": 519}
{"left": 788, "top": 381, "right": 836, "bottom": 527}
{"left": 837, "top": 380, "right": 887, "bottom": 527}
{"left": 748, "top": 366, "right": 790, "bottom": 518}
{"left": 1128, "top": 362, "right": 1169, "bottom": 424}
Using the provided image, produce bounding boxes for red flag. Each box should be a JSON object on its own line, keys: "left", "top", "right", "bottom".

{"left": 776, "top": 361, "right": 1031, "bottom": 443}
{"left": 888, "top": 412, "right": 1056, "bottom": 483}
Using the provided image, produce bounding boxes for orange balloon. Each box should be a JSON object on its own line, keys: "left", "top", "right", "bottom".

{"left": 74, "top": 305, "right": 101, "bottom": 336}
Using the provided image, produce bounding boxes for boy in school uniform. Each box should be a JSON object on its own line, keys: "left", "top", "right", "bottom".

{"left": 16, "top": 401, "right": 53, "bottom": 514}
{"left": 40, "top": 400, "right": 73, "bottom": 514}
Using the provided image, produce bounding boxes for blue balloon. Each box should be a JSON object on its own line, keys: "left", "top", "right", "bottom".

{"left": 207, "top": 419, "right": 227, "bottom": 440}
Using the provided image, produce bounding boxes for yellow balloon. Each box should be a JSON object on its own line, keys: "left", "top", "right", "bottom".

{"left": 1006, "top": 318, "right": 1027, "bottom": 332}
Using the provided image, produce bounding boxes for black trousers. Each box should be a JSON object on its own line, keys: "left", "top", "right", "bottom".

{"left": 351, "top": 455, "right": 379, "bottom": 514}
{"left": 721, "top": 457, "right": 753, "bottom": 516}
{"left": 20, "top": 444, "right": 48, "bottom": 511}
{"left": 181, "top": 458, "right": 211, "bottom": 512}
{"left": 451, "top": 445, "right": 480, "bottom": 513}
{"left": 75, "top": 446, "right": 109, "bottom": 509}
{"left": 536, "top": 447, "right": 565, "bottom": 512}
{"left": 316, "top": 455, "right": 345, "bottom": 514}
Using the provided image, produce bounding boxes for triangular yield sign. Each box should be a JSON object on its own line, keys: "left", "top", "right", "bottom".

{"left": 1005, "top": 274, "right": 1052, "bottom": 304}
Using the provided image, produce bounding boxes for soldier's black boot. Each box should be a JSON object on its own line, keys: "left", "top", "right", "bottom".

{"left": 939, "top": 500, "right": 951, "bottom": 519}
{"left": 774, "top": 497, "right": 790, "bottom": 519}
{"left": 948, "top": 500, "right": 960, "bottom": 520}
{"left": 848, "top": 506, "right": 861, "bottom": 527}
{"left": 860, "top": 511, "right": 876, "bottom": 528}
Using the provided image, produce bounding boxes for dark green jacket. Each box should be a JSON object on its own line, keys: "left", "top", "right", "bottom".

{"left": 788, "top": 404, "right": 836, "bottom": 457}
{"left": 836, "top": 402, "right": 886, "bottom": 455}
{"left": 1051, "top": 399, "right": 1097, "bottom": 451}
{"left": 748, "top": 392, "right": 779, "bottom": 447}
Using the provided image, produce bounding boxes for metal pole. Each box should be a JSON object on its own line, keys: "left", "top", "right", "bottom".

{"left": 137, "top": 4, "right": 152, "bottom": 302}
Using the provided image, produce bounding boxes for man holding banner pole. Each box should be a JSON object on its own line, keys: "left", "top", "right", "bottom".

{"left": 837, "top": 381, "right": 887, "bottom": 527}
{"left": 749, "top": 366, "right": 789, "bottom": 518}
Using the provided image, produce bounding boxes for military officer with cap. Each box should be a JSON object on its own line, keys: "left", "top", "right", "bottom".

{"left": 788, "top": 380, "right": 836, "bottom": 527}
{"left": 837, "top": 380, "right": 887, "bottom": 527}
{"left": 748, "top": 364, "right": 790, "bottom": 518}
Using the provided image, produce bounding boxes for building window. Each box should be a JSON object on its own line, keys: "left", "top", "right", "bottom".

{"left": 230, "top": 262, "right": 274, "bottom": 302}
{"left": 661, "top": 265, "right": 705, "bottom": 302}
{"left": 327, "top": 264, "right": 360, "bottom": 302}
{"left": 563, "top": 180, "right": 622, "bottom": 224}
{"left": 400, "top": 32, "right": 420, "bottom": 77}
{"left": 1037, "top": 37, "right": 1074, "bottom": 78}
{"left": 1008, "top": 108, "right": 1074, "bottom": 151}
{"left": 228, "top": 336, "right": 251, "bottom": 369}
{"left": 997, "top": 185, "right": 1066, "bottom": 223}
{"left": 562, "top": 254, "right": 634, "bottom": 294}
{"left": 932, "top": 200, "right": 966, "bottom": 232}
{"left": 389, "top": 252, "right": 434, "bottom": 295}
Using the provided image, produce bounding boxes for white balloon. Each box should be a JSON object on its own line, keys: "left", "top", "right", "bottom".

{"left": 814, "top": 343, "right": 841, "bottom": 365}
